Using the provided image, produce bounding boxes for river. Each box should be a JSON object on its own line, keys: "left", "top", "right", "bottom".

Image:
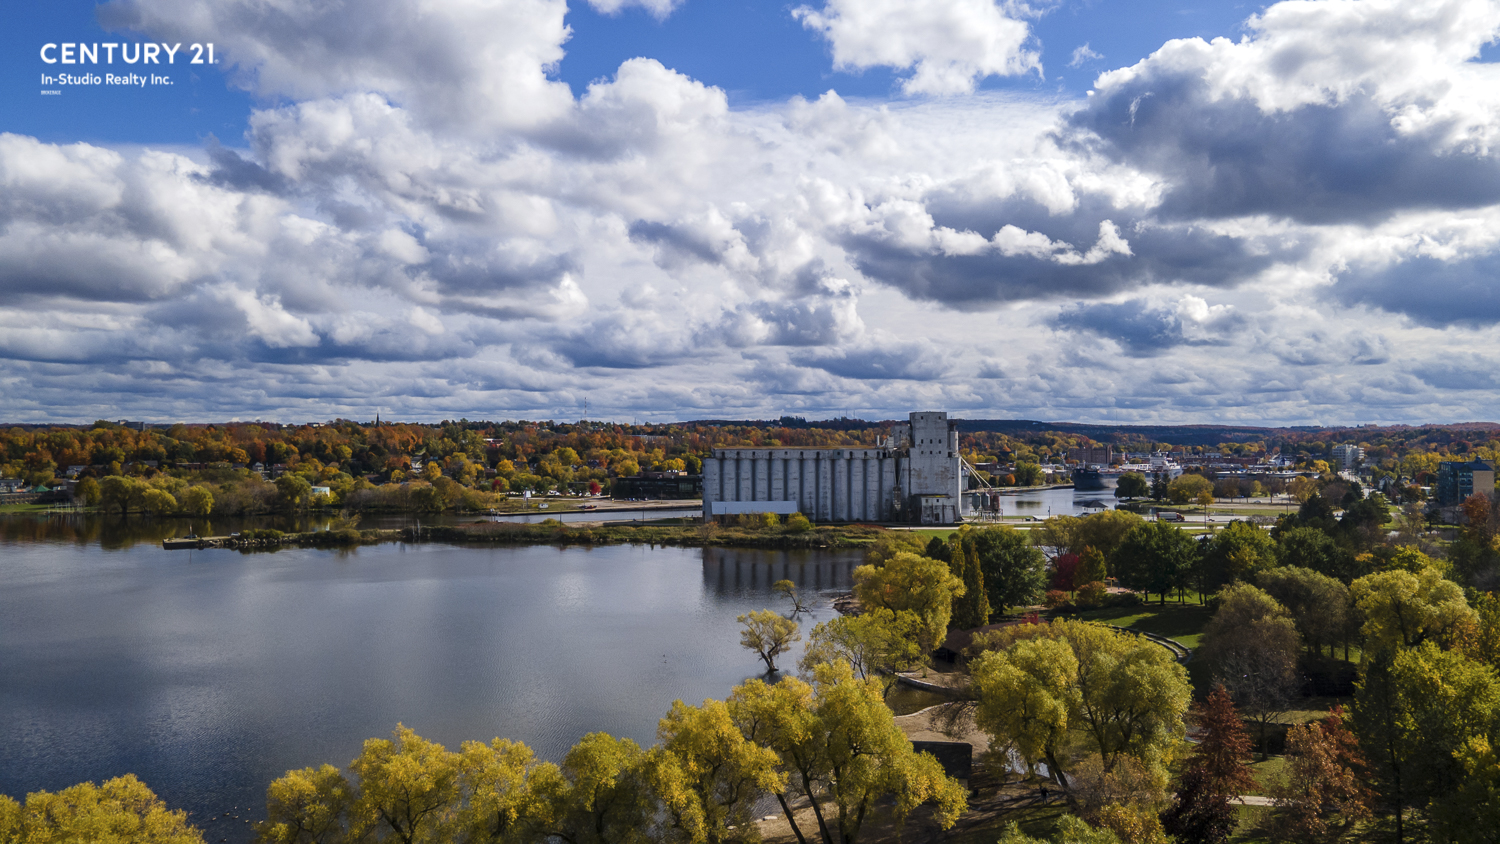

{"left": 0, "top": 519, "right": 862, "bottom": 842}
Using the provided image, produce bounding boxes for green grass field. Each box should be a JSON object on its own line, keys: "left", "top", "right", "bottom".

{"left": 1065, "top": 600, "right": 1214, "bottom": 649}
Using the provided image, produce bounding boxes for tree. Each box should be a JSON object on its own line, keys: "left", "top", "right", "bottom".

{"left": 647, "top": 697, "right": 782, "bottom": 844}
{"left": 1266, "top": 707, "right": 1372, "bottom": 843}
{"left": 1160, "top": 686, "right": 1256, "bottom": 844}
{"left": 1076, "top": 546, "right": 1108, "bottom": 592}
{"left": 1199, "top": 584, "right": 1301, "bottom": 755}
{"left": 258, "top": 764, "right": 357, "bottom": 844}
{"left": 729, "top": 662, "right": 967, "bottom": 844}
{"left": 798, "top": 608, "right": 926, "bottom": 694}
{"left": 852, "top": 552, "right": 963, "bottom": 653}
{"left": 2, "top": 774, "right": 204, "bottom": 844}
{"left": 1255, "top": 567, "right": 1349, "bottom": 658}
{"left": 179, "top": 485, "right": 214, "bottom": 517}
{"left": 455, "top": 738, "right": 563, "bottom": 844}
{"left": 1167, "top": 474, "right": 1213, "bottom": 505}
{"left": 773, "top": 579, "right": 811, "bottom": 614}
{"left": 1199, "top": 520, "right": 1278, "bottom": 592}
{"left": 996, "top": 814, "right": 1123, "bottom": 844}
{"left": 972, "top": 620, "right": 1191, "bottom": 787}
{"left": 1151, "top": 472, "right": 1169, "bottom": 502}
{"left": 737, "top": 609, "right": 799, "bottom": 673}
{"left": 276, "top": 474, "right": 313, "bottom": 511}
{"left": 349, "top": 723, "right": 461, "bottom": 844}
{"left": 141, "top": 487, "right": 179, "bottom": 515}
{"left": 550, "top": 733, "right": 651, "bottom": 844}
{"left": 1014, "top": 462, "right": 1043, "bottom": 486}
{"left": 1116, "top": 472, "right": 1150, "bottom": 500}
{"left": 968, "top": 525, "right": 1048, "bottom": 613}
{"left": 1276, "top": 525, "right": 1358, "bottom": 582}
{"left": 1350, "top": 567, "right": 1475, "bottom": 655}
{"left": 75, "top": 475, "right": 100, "bottom": 506}
{"left": 1352, "top": 643, "right": 1500, "bottom": 844}
{"left": 1111, "top": 521, "right": 1199, "bottom": 603}
{"left": 950, "top": 534, "right": 991, "bottom": 629}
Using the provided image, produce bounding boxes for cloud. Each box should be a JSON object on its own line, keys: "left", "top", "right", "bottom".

{"left": 587, "top": 0, "right": 684, "bottom": 19}
{"left": 98, "top": 0, "right": 576, "bottom": 131}
{"left": 793, "top": 0, "right": 1042, "bottom": 95}
{"left": 1052, "top": 295, "right": 1244, "bottom": 355}
{"left": 1332, "top": 251, "right": 1500, "bottom": 327}
{"left": 1068, "top": 43, "right": 1102, "bottom": 68}
{"left": 792, "top": 336, "right": 950, "bottom": 380}
{"left": 1069, "top": 0, "right": 1500, "bottom": 223}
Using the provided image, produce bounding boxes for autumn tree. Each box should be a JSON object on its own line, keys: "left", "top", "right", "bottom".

{"left": 1350, "top": 567, "right": 1476, "bottom": 655}
{"left": 852, "top": 552, "right": 963, "bottom": 653}
{"left": 798, "top": 608, "right": 926, "bottom": 695}
{"left": 1160, "top": 686, "right": 1255, "bottom": 844}
{"left": 972, "top": 620, "right": 1191, "bottom": 788}
{"left": 257, "top": 764, "right": 356, "bottom": 844}
{"left": 737, "top": 609, "right": 799, "bottom": 673}
{"left": 1266, "top": 707, "right": 1372, "bottom": 843}
{"left": 729, "top": 662, "right": 966, "bottom": 844}
{"left": 346, "top": 724, "right": 462, "bottom": 844}
{"left": 1, "top": 775, "right": 204, "bottom": 844}
{"left": 647, "top": 698, "right": 782, "bottom": 844}
{"left": 549, "top": 733, "right": 651, "bottom": 844}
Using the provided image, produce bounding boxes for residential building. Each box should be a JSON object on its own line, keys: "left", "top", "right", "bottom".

{"left": 1332, "top": 444, "right": 1365, "bottom": 472}
{"left": 1436, "top": 459, "right": 1495, "bottom": 508}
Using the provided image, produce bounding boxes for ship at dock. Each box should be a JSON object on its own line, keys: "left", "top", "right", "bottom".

{"left": 1071, "top": 466, "right": 1118, "bottom": 491}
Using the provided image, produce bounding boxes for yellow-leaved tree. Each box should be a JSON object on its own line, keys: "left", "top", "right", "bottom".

{"left": 0, "top": 775, "right": 204, "bottom": 844}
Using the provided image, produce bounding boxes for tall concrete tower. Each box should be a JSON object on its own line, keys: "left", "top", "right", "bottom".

{"left": 903, "top": 411, "right": 962, "bottom": 524}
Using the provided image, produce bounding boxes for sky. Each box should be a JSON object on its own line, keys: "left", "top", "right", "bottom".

{"left": 3, "top": 0, "right": 1500, "bottom": 426}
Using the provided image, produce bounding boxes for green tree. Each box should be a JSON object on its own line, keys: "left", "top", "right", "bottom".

{"left": 1014, "top": 462, "right": 1044, "bottom": 486}
{"left": 75, "top": 475, "right": 100, "bottom": 506}
{"left": 948, "top": 534, "right": 991, "bottom": 629}
{"left": 1199, "top": 520, "right": 1278, "bottom": 593}
{"left": 257, "top": 764, "right": 356, "bottom": 844}
{"left": 1115, "top": 472, "right": 1150, "bottom": 500}
{"left": 1167, "top": 474, "right": 1213, "bottom": 505}
{"left": 2, "top": 775, "right": 204, "bottom": 844}
{"left": 852, "top": 552, "right": 964, "bottom": 653}
{"left": 1199, "top": 584, "right": 1301, "bottom": 755}
{"left": 737, "top": 609, "right": 800, "bottom": 673}
{"left": 1111, "top": 521, "right": 1199, "bottom": 603}
{"left": 968, "top": 525, "right": 1047, "bottom": 613}
{"left": 1256, "top": 567, "right": 1350, "bottom": 658}
{"left": 772, "top": 579, "right": 811, "bottom": 614}
{"left": 647, "top": 698, "right": 782, "bottom": 844}
{"left": 276, "top": 474, "right": 313, "bottom": 511}
{"left": 1075, "top": 546, "right": 1109, "bottom": 592}
{"left": 348, "top": 724, "right": 460, "bottom": 844}
{"left": 1350, "top": 567, "right": 1475, "bottom": 656}
{"left": 798, "top": 608, "right": 926, "bottom": 695}
{"left": 179, "top": 485, "right": 214, "bottom": 517}
{"left": 1353, "top": 643, "right": 1500, "bottom": 844}
{"left": 996, "top": 815, "right": 1123, "bottom": 844}
{"left": 141, "top": 487, "right": 178, "bottom": 515}
{"left": 729, "top": 662, "right": 967, "bottom": 844}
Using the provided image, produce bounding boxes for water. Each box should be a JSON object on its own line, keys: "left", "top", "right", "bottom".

{"left": 0, "top": 524, "right": 858, "bottom": 842}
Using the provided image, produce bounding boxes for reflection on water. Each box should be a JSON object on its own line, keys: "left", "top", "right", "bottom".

{"left": 0, "top": 537, "right": 859, "bottom": 844}
{"left": 987, "top": 485, "right": 1123, "bottom": 517}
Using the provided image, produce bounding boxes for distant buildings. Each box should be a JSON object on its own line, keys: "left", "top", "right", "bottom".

{"left": 1332, "top": 444, "right": 1365, "bottom": 472}
{"left": 701, "top": 410, "right": 963, "bottom": 524}
{"left": 1436, "top": 458, "right": 1495, "bottom": 508}
{"left": 1067, "top": 444, "right": 1114, "bottom": 465}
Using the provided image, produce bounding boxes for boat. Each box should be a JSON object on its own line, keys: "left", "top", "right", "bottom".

{"left": 1071, "top": 466, "right": 1116, "bottom": 491}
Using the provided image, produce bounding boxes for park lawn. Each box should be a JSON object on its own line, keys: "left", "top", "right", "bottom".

{"left": 1065, "top": 601, "right": 1214, "bottom": 650}
{"left": 0, "top": 503, "right": 54, "bottom": 513}
{"left": 1245, "top": 756, "right": 1287, "bottom": 796}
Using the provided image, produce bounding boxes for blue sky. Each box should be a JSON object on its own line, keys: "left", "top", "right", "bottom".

{"left": 3, "top": 0, "right": 1500, "bottom": 425}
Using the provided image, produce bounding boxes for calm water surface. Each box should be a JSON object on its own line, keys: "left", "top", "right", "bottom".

{"left": 0, "top": 521, "right": 858, "bottom": 842}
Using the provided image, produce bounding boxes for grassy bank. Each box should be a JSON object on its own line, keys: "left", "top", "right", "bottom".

{"left": 418, "top": 520, "right": 886, "bottom": 549}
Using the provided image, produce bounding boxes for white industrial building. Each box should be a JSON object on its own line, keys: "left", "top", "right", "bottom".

{"left": 701, "top": 410, "right": 965, "bottom": 524}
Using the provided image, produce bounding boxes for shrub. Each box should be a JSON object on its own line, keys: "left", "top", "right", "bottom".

{"left": 786, "top": 512, "right": 813, "bottom": 532}
{"left": 1104, "top": 591, "right": 1142, "bottom": 608}
{"left": 1045, "top": 589, "right": 1073, "bottom": 610}
{"left": 1077, "top": 581, "right": 1108, "bottom": 608}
